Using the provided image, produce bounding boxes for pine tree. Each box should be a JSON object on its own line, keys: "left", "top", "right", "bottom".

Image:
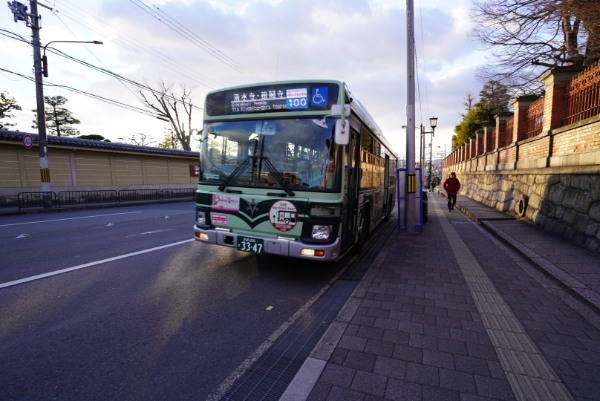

{"left": 32, "top": 96, "right": 81, "bottom": 137}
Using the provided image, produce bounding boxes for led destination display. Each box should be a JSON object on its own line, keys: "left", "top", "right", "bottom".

{"left": 205, "top": 82, "right": 340, "bottom": 116}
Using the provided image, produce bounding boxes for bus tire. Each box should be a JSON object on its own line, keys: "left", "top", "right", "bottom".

{"left": 353, "top": 208, "right": 370, "bottom": 253}
{"left": 382, "top": 196, "right": 393, "bottom": 222}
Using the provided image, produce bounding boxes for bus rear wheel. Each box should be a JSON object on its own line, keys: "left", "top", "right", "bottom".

{"left": 353, "top": 211, "right": 370, "bottom": 253}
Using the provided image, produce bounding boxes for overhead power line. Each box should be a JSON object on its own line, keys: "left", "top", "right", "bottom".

{"left": 0, "top": 66, "right": 168, "bottom": 120}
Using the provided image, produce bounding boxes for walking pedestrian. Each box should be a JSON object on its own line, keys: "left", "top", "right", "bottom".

{"left": 443, "top": 172, "right": 461, "bottom": 211}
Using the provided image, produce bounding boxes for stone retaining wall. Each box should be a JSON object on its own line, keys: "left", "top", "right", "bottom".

{"left": 456, "top": 166, "right": 600, "bottom": 252}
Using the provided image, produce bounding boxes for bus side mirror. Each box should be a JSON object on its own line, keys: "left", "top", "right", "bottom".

{"left": 334, "top": 119, "right": 350, "bottom": 145}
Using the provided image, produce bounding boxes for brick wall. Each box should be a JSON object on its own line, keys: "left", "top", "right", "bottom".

{"left": 443, "top": 65, "right": 600, "bottom": 253}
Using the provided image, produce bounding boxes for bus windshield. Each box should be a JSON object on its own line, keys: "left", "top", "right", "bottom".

{"left": 200, "top": 117, "right": 341, "bottom": 191}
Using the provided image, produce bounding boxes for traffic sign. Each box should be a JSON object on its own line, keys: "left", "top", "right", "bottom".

{"left": 22, "top": 134, "right": 33, "bottom": 149}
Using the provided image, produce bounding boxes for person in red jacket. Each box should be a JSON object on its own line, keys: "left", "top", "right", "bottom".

{"left": 443, "top": 172, "right": 461, "bottom": 211}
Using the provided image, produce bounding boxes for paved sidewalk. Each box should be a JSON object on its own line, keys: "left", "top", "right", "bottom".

{"left": 282, "top": 192, "right": 600, "bottom": 401}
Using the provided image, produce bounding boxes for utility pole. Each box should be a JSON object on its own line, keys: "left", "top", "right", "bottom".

{"left": 8, "top": 0, "right": 51, "bottom": 193}
{"left": 30, "top": 0, "right": 51, "bottom": 193}
{"left": 405, "top": 0, "right": 417, "bottom": 233}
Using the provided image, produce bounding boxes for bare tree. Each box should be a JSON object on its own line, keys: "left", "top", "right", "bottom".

{"left": 138, "top": 82, "right": 200, "bottom": 151}
{"left": 119, "top": 132, "right": 156, "bottom": 147}
{"left": 472, "top": 0, "right": 600, "bottom": 93}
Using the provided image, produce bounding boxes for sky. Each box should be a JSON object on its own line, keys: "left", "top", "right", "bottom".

{"left": 1, "top": 0, "right": 490, "bottom": 160}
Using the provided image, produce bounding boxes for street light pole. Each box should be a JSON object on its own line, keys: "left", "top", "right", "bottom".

{"left": 42, "top": 40, "right": 103, "bottom": 77}
{"left": 419, "top": 117, "right": 437, "bottom": 189}
{"left": 28, "top": 4, "right": 102, "bottom": 194}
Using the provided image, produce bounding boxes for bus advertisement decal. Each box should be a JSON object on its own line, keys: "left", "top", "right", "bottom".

{"left": 269, "top": 200, "right": 298, "bottom": 232}
{"left": 212, "top": 214, "right": 228, "bottom": 225}
{"left": 212, "top": 194, "right": 240, "bottom": 212}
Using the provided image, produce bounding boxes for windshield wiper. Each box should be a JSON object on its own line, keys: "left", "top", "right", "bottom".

{"left": 261, "top": 157, "right": 295, "bottom": 197}
{"left": 218, "top": 157, "right": 252, "bottom": 192}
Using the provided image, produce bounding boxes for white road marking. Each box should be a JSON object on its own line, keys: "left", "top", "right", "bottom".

{"left": 0, "top": 212, "right": 142, "bottom": 228}
{"left": 0, "top": 239, "right": 194, "bottom": 290}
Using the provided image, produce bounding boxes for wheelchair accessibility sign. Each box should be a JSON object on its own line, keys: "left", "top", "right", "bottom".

{"left": 311, "top": 87, "right": 328, "bottom": 107}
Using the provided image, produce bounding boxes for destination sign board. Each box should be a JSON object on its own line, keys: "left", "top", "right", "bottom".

{"left": 205, "top": 82, "right": 341, "bottom": 116}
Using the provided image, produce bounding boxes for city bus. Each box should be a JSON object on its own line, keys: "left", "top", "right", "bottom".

{"left": 193, "top": 80, "right": 397, "bottom": 261}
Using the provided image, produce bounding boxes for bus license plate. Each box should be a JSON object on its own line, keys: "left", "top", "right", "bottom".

{"left": 237, "top": 236, "right": 264, "bottom": 254}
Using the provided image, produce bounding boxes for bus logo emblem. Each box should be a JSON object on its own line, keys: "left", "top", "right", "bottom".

{"left": 246, "top": 199, "right": 259, "bottom": 217}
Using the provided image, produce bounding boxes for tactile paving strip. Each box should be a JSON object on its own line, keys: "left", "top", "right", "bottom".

{"left": 432, "top": 197, "right": 574, "bottom": 401}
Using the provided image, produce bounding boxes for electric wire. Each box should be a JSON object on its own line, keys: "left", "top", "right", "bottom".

{"left": 47, "top": 0, "right": 219, "bottom": 89}
{"left": 0, "top": 29, "right": 203, "bottom": 112}
{"left": 0, "top": 66, "right": 167, "bottom": 120}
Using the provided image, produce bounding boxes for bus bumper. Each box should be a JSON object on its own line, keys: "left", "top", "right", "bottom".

{"left": 193, "top": 225, "right": 342, "bottom": 262}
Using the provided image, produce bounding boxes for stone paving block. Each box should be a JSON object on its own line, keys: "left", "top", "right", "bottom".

{"left": 338, "top": 334, "right": 367, "bottom": 352}
{"left": 351, "top": 315, "right": 376, "bottom": 327}
{"left": 382, "top": 329, "right": 410, "bottom": 346}
{"left": 320, "top": 364, "right": 355, "bottom": 388}
{"left": 366, "top": 307, "right": 390, "bottom": 319}
{"left": 487, "top": 360, "right": 508, "bottom": 379}
{"left": 306, "top": 382, "right": 332, "bottom": 401}
{"left": 436, "top": 315, "right": 464, "bottom": 329}
{"left": 466, "top": 342, "right": 498, "bottom": 360}
{"left": 397, "top": 321, "right": 424, "bottom": 334}
{"left": 537, "top": 342, "right": 582, "bottom": 361}
{"left": 393, "top": 344, "right": 423, "bottom": 363}
{"left": 439, "top": 367, "right": 477, "bottom": 393}
{"left": 385, "top": 379, "right": 421, "bottom": 401}
{"left": 436, "top": 337, "right": 468, "bottom": 355}
{"left": 405, "top": 362, "right": 440, "bottom": 386}
{"left": 423, "top": 349, "right": 455, "bottom": 369}
{"left": 565, "top": 358, "right": 600, "bottom": 381}
{"left": 373, "top": 317, "right": 399, "bottom": 331}
{"left": 423, "top": 324, "right": 450, "bottom": 339}
{"left": 357, "top": 326, "right": 385, "bottom": 341}
{"left": 411, "top": 313, "right": 436, "bottom": 326}
{"left": 350, "top": 370, "right": 387, "bottom": 397}
{"left": 343, "top": 350, "right": 377, "bottom": 372}
{"left": 408, "top": 333, "right": 437, "bottom": 350}
{"left": 422, "top": 384, "right": 460, "bottom": 400}
{"left": 455, "top": 354, "right": 491, "bottom": 376}
{"left": 474, "top": 375, "right": 517, "bottom": 400}
{"left": 364, "top": 339, "right": 395, "bottom": 358}
{"left": 329, "top": 348, "right": 348, "bottom": 365}
{"left": 561, "top": 375, "right": 600, "bottom": 400}
{"left": 327, "top": 386, "right": 366, "bottom": 401}
{"left": 373, "top": 356, "right": 406, "bottom": 380}
{"left": 424, "top": 305, "right": 449, "bottom": 317}
{"left": 450, "top": 328, "right": 480, "bottom": 343}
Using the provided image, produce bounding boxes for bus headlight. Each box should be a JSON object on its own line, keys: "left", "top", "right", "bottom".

{"left": 196, "top": 210, "right": 207, "bottom": 225}
{"left": 312, "top": 225, "right": 332, "bottom": 240}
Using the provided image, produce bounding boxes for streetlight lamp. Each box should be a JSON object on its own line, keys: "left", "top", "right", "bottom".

{"left": 33, "top": 38, "right": 102, "bottom": 195}
{"left": 42, "top": 40, "right": 103, "bottom": 77}
{"left": 420, "top": 117, "right": 437, "bottom": 189}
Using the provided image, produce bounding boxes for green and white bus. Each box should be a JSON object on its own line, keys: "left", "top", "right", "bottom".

{"left": 194, "top": 80, "right": 397, "bottom": 261}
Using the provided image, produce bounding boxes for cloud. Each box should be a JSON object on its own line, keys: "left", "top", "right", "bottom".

{"left": 1, "top": 0, "right": 489, "bottom": 156}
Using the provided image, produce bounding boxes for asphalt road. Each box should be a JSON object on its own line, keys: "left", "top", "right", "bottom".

{"left": 0, "top": 202, "right": 346, "bottom": 401}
